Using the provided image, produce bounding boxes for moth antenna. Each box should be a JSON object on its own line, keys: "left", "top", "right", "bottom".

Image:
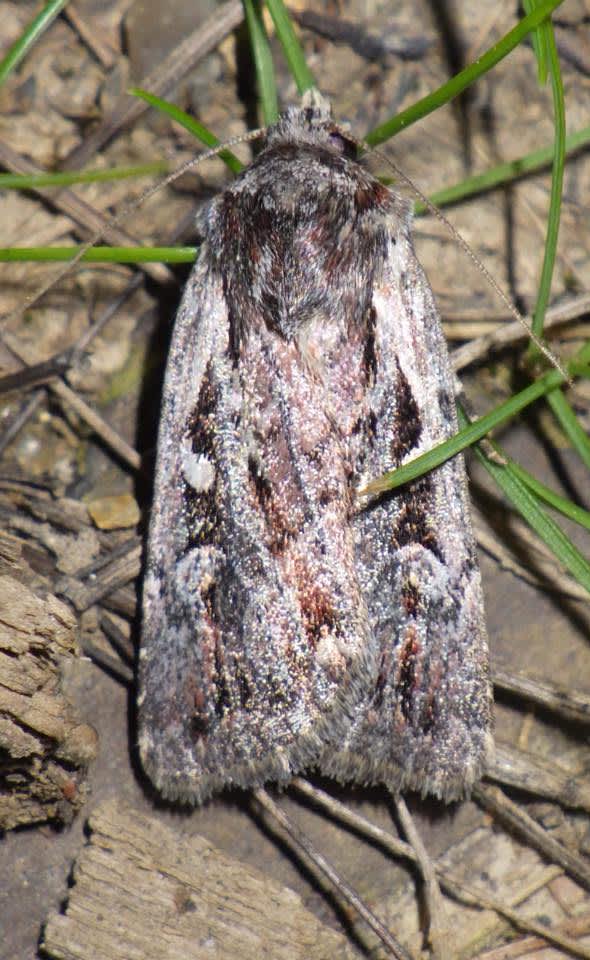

{"left": 2, "top": 128, "right": 265, "bottom": 325}
{"left": 344, "top": 130, "right": 569, "bottom": 383}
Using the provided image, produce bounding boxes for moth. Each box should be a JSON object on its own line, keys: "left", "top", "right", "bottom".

{"left": 138, "top": 90, "right": 493, "bottom": 804}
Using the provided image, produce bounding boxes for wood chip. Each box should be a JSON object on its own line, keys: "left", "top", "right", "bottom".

{"left": 42, "top": 798, "right": 360, "bottom": 960}
{"left": 0, "top": 574, "right": 97, "bottom": 830}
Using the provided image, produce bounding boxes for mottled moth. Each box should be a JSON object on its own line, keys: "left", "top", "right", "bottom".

{"left": 138, "top": 90, "right": 493, "bottom": 804}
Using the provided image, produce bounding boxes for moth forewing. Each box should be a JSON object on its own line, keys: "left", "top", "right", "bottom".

{"left": 138, "top": 92, "right": 492, "bottom": 804}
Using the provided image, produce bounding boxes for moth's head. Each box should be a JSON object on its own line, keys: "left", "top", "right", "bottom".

{"left": 266, "top": 88, "right": 359, "bottom": 159}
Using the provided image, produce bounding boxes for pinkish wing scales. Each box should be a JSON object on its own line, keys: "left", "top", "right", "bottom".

{"left": 138, "top": 91, "right": 492, "bottom": 804}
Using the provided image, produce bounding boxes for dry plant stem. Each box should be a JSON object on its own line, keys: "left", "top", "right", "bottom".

{"left": 1, "top": 284, "right": 143, "bottom": 465}
{"left": 291, "top": 9, "right": 431, "bottom": 60}
{"left": 473, "top": 783, "right": 590, "bottom": 891}
{"left": 101, "top": 585, "right": 137, "bottom": 620}
{"left": 443, "top": 878, "right": 588, "bottom": 960}
{"left": 474, "top": 521, "right": 590, "bottom": 604}
{"left": 71, "top": 211, "right": 194, "bottom": 363}
{"left": 0, "top": 130, "right": 262, "bottom": 470}
{"left": 495, "top": 513, "right": 586, "bottom": 582}
{"left": 450, "top": 291, "right": 590, "bottom": 372}
{"left": 63, "top": 2, "right": 117, "bottom": 68}
{"left": 99, "top": 591, "right": 136, "bottom": 622}
{"left": 394, "top": 795, "right": 449, "bottom": 960}
{"left": 57, "top": 540, "right": 142, "bottom": 612}
{"left": 49, "top": 379, "right": 141, "bottom": 470}
{"left": 493, "top": 668, "right": 590, "bottom": 727}
{"left": 61, "top": 0, "right": 244, "bottom": 170}
{"left": 21, "top": 502, "right": 113, "bottom": 555}
{"left": 476, "top": 911, "right": 590, "bottom": 960}
{"left": 0, "top": 392, "right": 45, "bottom": 458}
{"left": 76, "top": 536, "right": 141, "bottom": 580}
{"left": 80, "top": 639, "right": 133, "bottom": 685}
{"left": 1, "top": 168, "right": 200, "bottom": 466}
{"left": 71, "top": 273, "right": 144, "bottom": 363}
{"left": 1, "top": 280, "right": 153, "bottom": 476}
{"left": 0, "top": 355, "right": 72, "bottom": 396}
{"left": 0, "top": 139, "right": 172, "bottom": 288}
{"left": 100, "top": 611, "right": 135, "bottom": 665}
{"left": 487, "top": 742, "right": 590, "bottom": 813}
{"left": 252, "top": 787, "right": 413, "bottom": 960}
{"left": 290, "top": 779, "right": 590, "bottom": 960}
{"left": 444, "top": 319, "right": 508, "bottom": 340}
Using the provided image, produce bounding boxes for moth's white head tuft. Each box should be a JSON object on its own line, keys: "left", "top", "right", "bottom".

{"left": 265, "top": 91, "right": 357, "bottom": 158}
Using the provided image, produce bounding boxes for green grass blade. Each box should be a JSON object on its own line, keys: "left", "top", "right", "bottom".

{"left": 524, "top": 0, "right": 549, "bottom": 83}
{"left": 412, "top": 125, "right": 590, "bottom": 214}
{"left": 244, "top": 0, "right": 279, "bottom": 123}
{"left": 130, "top": 87, "right": 243, "bottom": 173}
{"left": 265, "top": 0, "right": 315, "bottom": 94}
{"left": 0, "top": 0, "right": 70, "bottom": 88}
{"left": 546, "top": 388, "right": 590, "bottom": 472}
{"left": 530, "top": 23, "right": 566, "bottom": 343}
{"left": 459, "top": 407, "right": 590, "bottom": 595}
{"left": 507, "top": 459, "right": 590, "bottom": 531}
{"left": 365, "top": 0, "right": 565, "bottom": 147}
{"left": 0, "top": 163, "right": 168, "bottom": 190}
{"left": 0, "top": 246, "right": 197, "bottom": 264}
{"left": 362, "top": 367, "right": 565, "bottom": 496}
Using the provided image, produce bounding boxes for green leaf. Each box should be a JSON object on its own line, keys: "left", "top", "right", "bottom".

{"left": 528, "top": 18, "right": 566, "bottom": 345}
{"left": 365, "top": 0, "right": 565, "bottom": 147}
{"left": 244, "top": 0, "right": 279, "bottom": 123}
{"left": 0, "top": 246, "right": 197, "bottom": 264}
{"left": 506, "top": 458, "right": 590, "bottom": 531}
{"left": 361, "top": 367, "right": 565, "bottom": 496}
{"left": 130, "top": 87, "right": 243, "bottom": 174}
{"left": 0, "top": 0, "right": 70, "bottom": 88}
{"left": 523, "top": 0, "right": 549, "bottom": 83}
{"left": 0, "top": 163, "right": 167, "bottom": 190}
{"left": 265, "top": 0, "right": 316, "bottom": 94}
{"left": 459, "top": 407, "right": 590, "bottom": 596}
{"left": 546, "top": 387, "right": 590, "bottom": 472}
{"left": 412, "top": 125, "right": 590, "bottom": 214}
